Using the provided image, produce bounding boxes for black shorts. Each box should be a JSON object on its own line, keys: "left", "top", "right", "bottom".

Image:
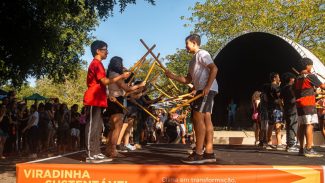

{"left": 192, "top": 90, "right": 217, "bottom": 113}
{"left": 319, "top": 115, "right": 325, "bottom": 120}
{"left": 106, "top": 96, "right": 125, "bottom": 116}
{"left": 126, "top": 105, "right": 138, "bottom": 118}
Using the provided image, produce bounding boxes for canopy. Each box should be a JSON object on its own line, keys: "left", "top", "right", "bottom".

{"left": 24, "top": 93, "right": 47, "bottom": 100}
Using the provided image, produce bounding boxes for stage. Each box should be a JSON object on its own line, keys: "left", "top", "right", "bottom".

{"left": 16, "top": 144, "right": 325, "bottom": 183}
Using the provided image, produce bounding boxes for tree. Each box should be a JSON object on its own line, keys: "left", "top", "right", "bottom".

{"left": 182, "top": 0, "right": 325, "bottom": 61}
{"left": 0, "top": 0, "right": 155, "bottom": 87}
{"left": 34, "top": 69, "right": 88, "bottom": 109}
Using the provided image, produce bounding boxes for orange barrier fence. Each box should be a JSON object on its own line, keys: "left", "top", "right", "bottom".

{"left": 16, "top": 163, "right": 324, "bottom": 183}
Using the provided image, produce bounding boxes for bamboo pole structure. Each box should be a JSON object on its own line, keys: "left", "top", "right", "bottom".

{"left": 147, "top": 73, "right": 159, "bottom": 84}
{"left": 140, "top": 39, "right": 167, "bottom": 71}
{"left": 169, "top": 93, "right": 204, "bottom": 113}
{"left": 152, "top": 83, "right": 173, "bottom": 98}
{"left": 129, "top": 44, "right": 156, "bottom": 72}
{"left": 128, "top": 44, "right": 156, "bottom": 85}
{"left": 154, "top": 61, "right": 180, "bottom": 92}
{"left": 144, "top": 62, "right": 156, "bottom": 82}
{"left": 130, "top": 100, "right": 158, "bottom": 121}
{"left": 143, "top": 53, "right": 160, "bottom": 83}
{"left": 162, "top": 92, "right": 194, "bottom": 102}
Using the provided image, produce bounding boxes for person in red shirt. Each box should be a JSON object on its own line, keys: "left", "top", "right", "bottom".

{"left": 294, "top": 57, "right": 325, "bottom": 157}
{"left": 83, "top": 40, "right": 130, "bottom": 163}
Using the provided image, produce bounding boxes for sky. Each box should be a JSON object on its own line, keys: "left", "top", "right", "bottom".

{"left": 81, "top": 0, "right": 204, "bottom": 69}
{"left": 28, "top": 0, "right": 203, "bottom": 86}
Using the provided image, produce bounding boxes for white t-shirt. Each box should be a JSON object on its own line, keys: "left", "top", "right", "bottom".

{"left": 188, "top": 49, "right": 218, "bottom": 92}
{"left": 30, "top": 111, "right": 39, "bottom": 127}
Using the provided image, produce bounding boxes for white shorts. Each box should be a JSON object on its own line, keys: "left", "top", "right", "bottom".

{"left": 180, "top": 124, "right": 186, "bottom": 136}
{"left": 71, "top": 128, "right": 80, "bottom": 137}
{"left": 298, "top": 114, "right": 318, "bottom": 125}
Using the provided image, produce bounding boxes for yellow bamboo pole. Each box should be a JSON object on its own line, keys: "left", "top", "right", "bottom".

{"left": 154, "top": 61, "right": 180, "bottom": 92}
{"left": 113, "top": 99, "right": 129, "bottom": 112}
{"left": 169, "top": 93, "right": 204, "bottom": 113}
{"left": 177, "top": 92, "right": 194, "bottom": 99}
{"left": 129, "top": 44, "right": 156, "bottom": 72}
{"left": 130, "top": 100, "right": 158, "bottom": 121}
{"left": 140, "top": 39, "right": 167, "bottom": 71}
{"left": 128, "top": 44, "right": 156, "bottom": 85}
{"left": 152, "top": 83, "right": 172, "bottom": 98}
{"left": 143, "top": 53, "right": 160, "bottom": 83}
{"left": 162, "top": 92, "right": 194, "bottom": 102}
{"left": 147, "top": 73, "right": 159, "bottom": 84}
{"left": 144, "top": 62, "right": 156, "bottom": 82}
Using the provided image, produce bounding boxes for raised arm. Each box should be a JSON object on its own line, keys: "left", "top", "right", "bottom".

{"left": 165, "top": 70, "right": 192, "bottom": 85}
{"left": 100, "top": 72, "right": 131, "bottom": 85}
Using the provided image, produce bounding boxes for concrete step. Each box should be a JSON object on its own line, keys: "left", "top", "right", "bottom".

{"left": 213, "top": 130, "right": 325, "bottom": 145}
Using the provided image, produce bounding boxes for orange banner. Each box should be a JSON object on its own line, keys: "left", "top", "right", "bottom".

{"left": 16, "top": 163, "right": 324, "bottom": 183}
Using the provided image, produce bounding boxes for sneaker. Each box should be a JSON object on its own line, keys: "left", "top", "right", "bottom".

{"left": 125, "top": 144, "right": 136, "bottom": 151}
{"left": 116, "top": 144, "right": 128, "bottom": 152}
{"left": 258, "top": 142, "right": 266, "bottom": 149}
{"left": 96, "top": 153, "right": 113, "bottom": 162}
{"left": 265, "top": 144, "right": 276, "bottom": 150}
{"left": 276, "top": 145, "right": 286, "bottom": 151}
{"left": 203, "top": 153, "right": 216, "bottom": 163}
{"left": 181, "top": 152, "right": 205, "bottom": 164}
{"left": 86, "top": 155, "right": 104, "bottom": 163}
{"left": 286, "top": 146, "right": 299, "bottom": 153}
{"left": 304, "top": 148, "right": 324, "bottom": 158}
{"left": 298, "top": 148, "right": 304, "bottom": 156}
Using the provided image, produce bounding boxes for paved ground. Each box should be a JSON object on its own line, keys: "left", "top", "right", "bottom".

{"left": 3, "top": 144, "right": 325, "bottom": 182}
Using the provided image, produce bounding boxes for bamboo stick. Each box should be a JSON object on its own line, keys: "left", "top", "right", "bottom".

{"left": 169, "top": 93, "right": 204, "bottom": 113}
{"left": 154, "top": 61, "right": 180, "bottom": 92}
{"left": 130, "top": 100, "right": 158, "bottom": 121}
{"left": 140, "top": 39, "right": 167, "bottom": 71}
{"left": 128, "top": 45, "right": 156, "bottom": 85}
{"left": 114, "top": 99, "right": 129, "bottom": 112}
{"left": 129, "top": 44, "right": 156, "bottom": 72}
{"left": 152, "top": 83, "right": 173, "bottom": 98}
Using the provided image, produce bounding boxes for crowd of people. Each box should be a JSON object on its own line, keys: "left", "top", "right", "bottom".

{"left": 0, "top": 92, "right": 195, "bottom": 160}
{"left": 0, "top": 94, "right": 88, "bottom": 159}
{"left": 250, "top": 58, "right": 325, "bottom": 157}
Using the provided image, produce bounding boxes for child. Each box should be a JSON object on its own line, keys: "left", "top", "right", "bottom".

{"left": 165, "top": 34, "right": 218, "bottom": 164}
{"left": 83, "top": 40, "right": 130, "bottom": 163}
{"left": 105, "top": 56, "right": 144, "bottom": 157}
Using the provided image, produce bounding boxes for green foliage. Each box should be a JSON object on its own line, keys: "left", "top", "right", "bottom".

{"left": 0, "top": 0, "right": 155, "bottom": 87}
{"left": 12, "top": 69, "right": 87, "bottom": 109}
{"left": 34, "top": 69, "right": 88, "bottom": 108}
{"left": 182, "top": 0, "right": 325, "bottom": 61}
